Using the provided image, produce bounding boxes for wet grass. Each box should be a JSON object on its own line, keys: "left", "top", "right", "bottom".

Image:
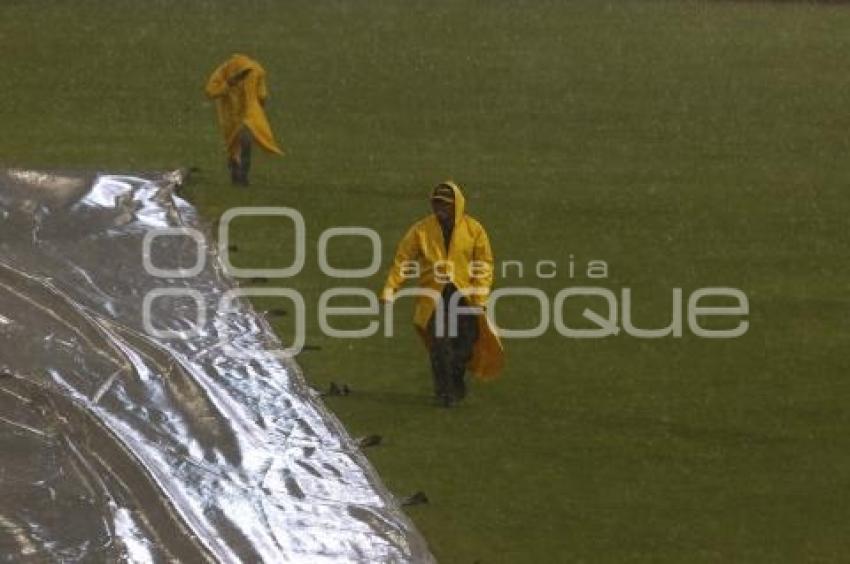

{"left": 2, "top": 1, "right": 850, "bottom": 561}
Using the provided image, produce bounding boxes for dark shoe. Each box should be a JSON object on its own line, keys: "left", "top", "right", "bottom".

{"left": 434, "top": 394, "right": 454, "bottom": 408}
{"left": 228, "top": 160, "right": 240, "bottom": 184}
{"left": 454, "top": 378, "right": 467, "bottom": 400}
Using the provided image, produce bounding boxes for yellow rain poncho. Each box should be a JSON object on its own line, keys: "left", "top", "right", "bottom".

{"left": 382, "top": 181, "right": 505, "bottom": 380}
{"left": 205, "top": 54, "right": 283, "bottom": 161}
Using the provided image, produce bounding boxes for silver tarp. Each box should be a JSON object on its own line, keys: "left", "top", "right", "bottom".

{"left": 0, "top": 169, "right": 433, "bottom": 563}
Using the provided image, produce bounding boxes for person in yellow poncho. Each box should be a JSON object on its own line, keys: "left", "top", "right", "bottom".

{"left": 205, "top": 54, "right": 283, "bottom": 185}
{"left": 381, "top": 181, "right": 504, "bottom": 407}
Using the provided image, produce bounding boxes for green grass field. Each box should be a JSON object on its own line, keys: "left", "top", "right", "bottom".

{"left": 3, "top": 1, "right": 850, "bottom": 561}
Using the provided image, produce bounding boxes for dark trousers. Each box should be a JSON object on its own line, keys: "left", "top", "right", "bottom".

{"left": 228, "top": 126, "right": 253, "bottom": 185}
{"left": 426, "top": 292, "right": 479, "bottom": 404}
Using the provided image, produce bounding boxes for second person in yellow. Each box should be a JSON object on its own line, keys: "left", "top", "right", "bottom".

{"left": 205, "top": 54, "right": 283, "bottom": 186}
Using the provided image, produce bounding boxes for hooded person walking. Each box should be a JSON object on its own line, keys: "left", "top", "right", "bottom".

{"left": 205, "top": 54, "right": 283, "bottom": 185}
{"left": 381, "top": 181, "right": 504, "bottom": 407}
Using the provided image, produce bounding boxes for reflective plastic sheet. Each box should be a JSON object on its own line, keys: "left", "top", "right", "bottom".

{"left": 0, "top": 169, "right": 433, "bottom": 563}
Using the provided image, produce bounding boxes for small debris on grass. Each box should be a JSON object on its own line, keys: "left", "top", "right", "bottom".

{"left": 267, "top": 308, "right": 287, "bottom": 317}
{"left": 356, "top": 434, "right": 382, "bottom": 448}
{"left": 301, "top": 344, "right": 323, "bottom": 352}
{"left": 227, "top": 244, "right": 239, "bottom": 253}
{"left": 400, "top": 491, "right": 429, "bottom": 507}
{"left": 323, "top": 382, "right": 352, "bottom": 397}
{"left": 249, "top": 276, "right": 269, "bottom": 284}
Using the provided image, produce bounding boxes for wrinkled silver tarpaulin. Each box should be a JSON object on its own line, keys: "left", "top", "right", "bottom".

{"left": 0, "top": 170, "right": 433, "bottom": 563}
